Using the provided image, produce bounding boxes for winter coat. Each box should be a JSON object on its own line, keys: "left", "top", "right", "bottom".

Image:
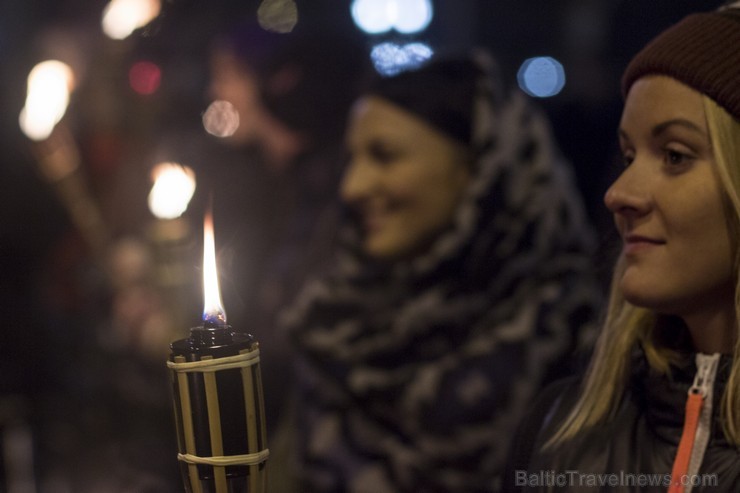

{"left": 505, "top": 351, "right": 740, "bottom": 492}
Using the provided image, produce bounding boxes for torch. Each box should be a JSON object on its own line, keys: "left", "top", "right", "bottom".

{"left": 148, "top": 162, "right": 197, "bottom": 332}
{"left": 19, "top": 59, "right": 109, "bottom": 258}
{"left": 167, "top": 211, "right": 268, "bottom": 493}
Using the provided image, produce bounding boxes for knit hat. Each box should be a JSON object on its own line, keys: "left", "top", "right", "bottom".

{"left": 367, "top": 58, "right": 485, "bottom": 145}
{"left": 621, "top": 5, "right": 740, "bottom": 120}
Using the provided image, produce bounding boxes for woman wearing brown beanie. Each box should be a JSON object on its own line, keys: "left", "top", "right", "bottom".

{"left": 504, "top": 4, "right": 740, "bottom": 492}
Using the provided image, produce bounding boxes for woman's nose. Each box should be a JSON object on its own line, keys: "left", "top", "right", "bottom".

{"left": 340, "top": 159, "right": 374, "bottom": 204}
{"left": 603, "top": 165, "right": 651, "bottom": 218}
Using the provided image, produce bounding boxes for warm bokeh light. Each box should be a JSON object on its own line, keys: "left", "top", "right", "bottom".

{"left": 147, "top": 162, "right": 196, "bottom": 219}
{"left": 351, "top": 0, "right": 433, "bottom": 34}
{"left": 257, "top": 0, "right": 298, "bottom": 33}
{"left": 370, "top": 42, "right": 433, "bottom": 76}
{"left": 129, "top": 60, "right": 161, "bottom": 95}
{"left": 202, "top": 100, "right": 240, "bottom": 138}
{"left": 517, "top": 56, "right": 566, "bottom": 98}
{"left": 19, "top": 60, "right": 75, "bottom": 141}
{"left": 101, "top": 0, "right": 161, "bottom": 40}
{"left": 202, "top": 210, "right": 227, "bottom": 325}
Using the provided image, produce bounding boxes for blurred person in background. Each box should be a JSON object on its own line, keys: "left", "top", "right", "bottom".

{"left": 281, "top": 52, "right": 603, "bottom": 492}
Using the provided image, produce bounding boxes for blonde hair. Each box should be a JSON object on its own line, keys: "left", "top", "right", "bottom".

{"left": 547, "top": 95, "right": 740, "bottom": 447}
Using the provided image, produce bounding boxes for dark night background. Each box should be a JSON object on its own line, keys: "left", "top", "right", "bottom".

{"left": 0, "top": 0, "right": 726, "bottom": 489}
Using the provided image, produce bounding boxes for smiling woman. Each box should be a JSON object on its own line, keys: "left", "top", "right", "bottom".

{"left": 505, "top": 4, "right": 740, "bottom": 493}
{"left": 341, "top": 95, "right": 471, "bottom": 261}
{"left": 282, "top": 53, "right": 602, "bottom": 492}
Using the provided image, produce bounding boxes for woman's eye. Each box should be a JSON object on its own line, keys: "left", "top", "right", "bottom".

{"left": 664, "top": 148, "right": 694, "bottom": 168}
{"left": 621, "top": 152, "right": 634, "bottom": 167}
{"left": 369, "top": 142, "right": 398, "bottom": 165}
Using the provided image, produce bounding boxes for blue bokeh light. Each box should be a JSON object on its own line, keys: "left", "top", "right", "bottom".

{"left": 517, "top": 56, "right": 566, "bottom": 98}
{"left": 351, "top": 0, "right": 433, "bottom": 35}
{"left": 351, "top": 0, "right": 394, "bottom": 34}
{"left": 394, "top": 0, "right": 433, "bottom": 34}
{"left": 370, "top": 42, "right": 434, "bottom": 76}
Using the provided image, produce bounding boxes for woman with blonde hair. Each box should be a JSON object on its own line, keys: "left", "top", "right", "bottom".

{"left": 505, "top": 3, "right": 740, "bottom": 492}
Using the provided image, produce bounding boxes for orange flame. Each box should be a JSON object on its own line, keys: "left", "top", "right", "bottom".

{"left": 202, "top": 210, "right": 226, "bottom": 325}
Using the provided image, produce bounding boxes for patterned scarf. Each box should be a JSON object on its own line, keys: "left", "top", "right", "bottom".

{"left": 283, "top": 54, "right": 602, "bottom": 493}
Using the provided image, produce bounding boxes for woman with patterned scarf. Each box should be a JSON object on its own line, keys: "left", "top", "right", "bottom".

{"left": 280, "top": 52, "right": 603, "bottom": 492}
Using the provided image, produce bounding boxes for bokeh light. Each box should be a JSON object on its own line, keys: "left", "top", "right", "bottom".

{"left": 351, "top": 0, "right": 433, "bottom": 34}
{"left": 129, "top": 60, "right": 161, "bottom": 95}
{"left": 393, "top": 0, "right": 433, "bottom": 33}
{"left": 19, "top": 60, "right": 75, "bottom": 141}
{"left": 370, "top": 42, "right": 433, "bottom": 76}
{"left": 352, "top": 0, "right": 394, "bottom": 34}
{"left": 148, "top": 162, "right": 196, "bottom": 219}
{"left": 257, "top": 0, "right": 298, "bottom": 33}
{"left": 202, "top": 100, "right": 240, "bottom": 138}
{"left": 101, "top": 0, "right": 161, "bottom": 40}
{"left": 517, "top": 56, "right": 566, "bottom": 98}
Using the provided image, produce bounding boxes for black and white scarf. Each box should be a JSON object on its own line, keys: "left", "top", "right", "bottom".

{"left": 283, "top": 54, "right": 602, "bottom": 493}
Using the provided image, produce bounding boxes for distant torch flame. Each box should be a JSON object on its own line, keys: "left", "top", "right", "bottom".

{"left": 102, "top": 0, "right": 161, "bottom": 40}
{"left": 19, "top": 60, "right": 75, "bottom": 141}
{"left": 148, "top": 162, "right": 196, "bottom": 219}
{"left": 203, "top": 211, "right": 227, "bottom": 326}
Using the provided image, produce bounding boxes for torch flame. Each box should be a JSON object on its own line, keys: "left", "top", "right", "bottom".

{"left": 19, "top": 60, "right": 75, "bottom": 141}
{"left": 102, "top": 0, "right": 162, "bottom": 40}
{"left": 203, "top": 210, "right": 227, "bottom": 326}
{"left": 148, "top": 162, "right": 196, "bottom": 219}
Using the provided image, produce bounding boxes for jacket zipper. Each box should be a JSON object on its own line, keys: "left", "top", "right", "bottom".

{"left": 667, "top": 353, "right": 720, "bottom": 493}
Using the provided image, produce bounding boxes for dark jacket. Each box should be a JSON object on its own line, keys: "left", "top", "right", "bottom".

{"left": 504, "top": 352, "right": 740, "bottom": 492}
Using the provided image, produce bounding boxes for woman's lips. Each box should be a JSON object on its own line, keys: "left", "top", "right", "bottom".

{"left": 363, "top": 213, "right": 384, "bottom": 234}
{"left": 359, "top": 207, "right": 389, "bottom": 235}
{"left": 359, "top": 202, "right": 400, "bottom": 235}
{"left": 624, "top": 234, "right": 665, "bottom": 254}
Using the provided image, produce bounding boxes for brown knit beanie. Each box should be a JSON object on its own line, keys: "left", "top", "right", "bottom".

{"left": 621, "top": 5, "right": 740, "bottom": 120}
